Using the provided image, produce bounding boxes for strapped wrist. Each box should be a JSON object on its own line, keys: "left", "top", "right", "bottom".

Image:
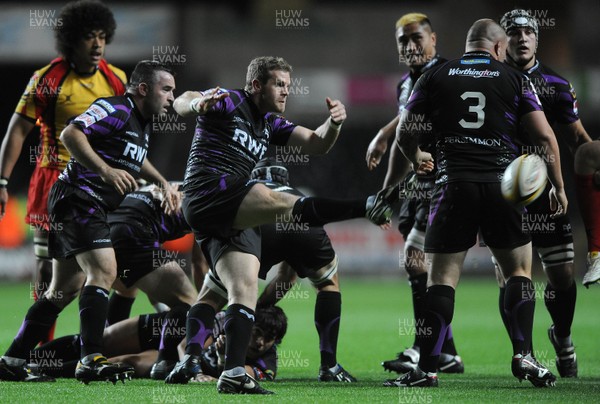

{"left": 0, "top": 176, "right": 8, "bottom": 187}
{"left": 329, "top": 117, "right": 342, "bottom": 129}
{"left": 189, "top": 97, "right": 202, "bottom": 114}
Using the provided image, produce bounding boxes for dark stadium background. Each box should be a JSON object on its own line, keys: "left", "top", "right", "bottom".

{"left": 0, "top": 0, "right": 598, "bottom": 277}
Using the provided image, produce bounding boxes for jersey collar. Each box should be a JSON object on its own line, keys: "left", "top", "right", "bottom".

{"left": 526, "top": 60, "right": 540, "bottom": 75}
{"left": 462, "top": 51, "right": 493, "bottom": 58}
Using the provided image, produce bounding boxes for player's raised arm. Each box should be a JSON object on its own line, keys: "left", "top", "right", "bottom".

{"left": 287, "top": 97, "right": 346, "bottom": 155}
{"left": 174, "top": 88, "right": 230, "bottom": 118}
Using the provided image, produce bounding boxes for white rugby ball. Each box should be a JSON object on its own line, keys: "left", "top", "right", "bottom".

{"left": 501, "top": 154, "right": 547, "bottom": 207}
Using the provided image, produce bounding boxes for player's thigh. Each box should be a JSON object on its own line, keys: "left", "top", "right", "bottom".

{"left": 135, "top": 260, "right": 197, "bottom": 307}
{"left": 233, "top": 183, "right": 299, "bottom": 229}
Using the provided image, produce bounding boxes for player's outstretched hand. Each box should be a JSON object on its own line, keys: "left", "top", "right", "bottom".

{"left": 366, "top": 132, "right": 388, "bottom": 171}
{"left": 100, "top": 167, "right": 137, "bottom": 195}
{"left": 549, "top": 186, "right": 568, "bottom": 218}
{"left": 161, "top": 182, "right": 182, "bottom": 215}
{"left": 192, "top": 87, "right": 230, "bottom": 114}
{"left": 326, "top": 97, "right": 346, "bottom": 125}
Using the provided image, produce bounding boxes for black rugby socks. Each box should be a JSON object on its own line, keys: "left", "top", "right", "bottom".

{"left": 418, "top": 285, "right": 455, "bottom": 373}
{"left": 314, "top": 291, "right": 341, "bottom": 368}
{"left": 185, "top": 303, "right": 215, "bottom": 356}
{"left": 291, "top": 197, "right": 366, "bottom": 226}
{"left": 545, "top": 281, "right": 576, "bottom": 339}
{"left": 504, "top": 276, "right": 535, "bottom": 356}
{"left": 157, "top": 304, "right": 191, "bottom": 362}
{"left": 5, "top": 297, "right": 61, "bottom": 359}
{"left": 106, "top": 292, "right": 136, "bottom": 326}
{"left": 79, "top": 285, "right": 110, "bottom": 358}
{"left": 408, "top": 272, "right": 428, "bottom": 348}
{"left": 223, "top": 304, "right": 255, "bottom": 371}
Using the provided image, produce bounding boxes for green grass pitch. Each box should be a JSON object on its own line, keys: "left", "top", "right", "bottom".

{"left": 0, "top": 277, "right": 599, "bottom": 403}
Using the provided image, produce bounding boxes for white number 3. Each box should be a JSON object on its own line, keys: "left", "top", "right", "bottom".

{"left": 459, "top": 91, "right": 486, "bottom": 129}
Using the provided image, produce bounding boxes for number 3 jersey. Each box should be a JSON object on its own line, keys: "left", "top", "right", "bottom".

{"left": 406, "top": 51, "right": 542, "bottom": 185}
{"left": 58, "top": 94, "right": 150, "bottom": 210}
{"left": 182, "top": 89, "right": 296, "bottom": 191}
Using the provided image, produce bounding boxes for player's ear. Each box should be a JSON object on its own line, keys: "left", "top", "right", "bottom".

{"left": 252, "top": 79, "right": 262, "bottom": 94}
{"left": 492, "top": 41, "right": 501, "bottom": 60}
{"left": 430, "top": 31, "right": 437, "bottom": 46}
{"left": 138, "top": 82, "right": 149, "bottom": 97}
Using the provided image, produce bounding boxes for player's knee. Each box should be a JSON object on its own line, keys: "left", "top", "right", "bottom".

{"left": 403, "top": 229, "right": 427, "bottom": 273}
{"left": 309, "top": 256, "right": 339, "bottom": 290}
{"left": 537, "top": 243, "right": 574, "bottom": 271}
{"left": 492, "top": 256, "right": 506, "bottom": 287}
{"left": 268, "top": 188, "right": 297, "bottom": 215}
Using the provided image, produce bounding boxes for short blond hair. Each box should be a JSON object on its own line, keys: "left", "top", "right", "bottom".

{"left": 396, "top": 13, "right": 432, "bottom": 30}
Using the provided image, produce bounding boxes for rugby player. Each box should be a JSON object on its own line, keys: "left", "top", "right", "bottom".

{"left": 185, "top": 158, "right": 356, "bottom": 383}
{"left": 0, "top": 61, "right": 179, "bottom": 384}
{"left": 495, "top": 9, "right": 593, "bottom": 378}
{"left": 0, "top": 0, "right": 125, "bottom": 343}
{"left": 366, "top": 12, "right": 463, "bottom": 375}
{"left": 247, "top": 158, "right": 357, "bottom": 382}
{"left": 166, "top": 56, "right": 398, "bottom": 394}
{"left": 387, "top": 19, "right": 566, "bottom": 388}
{"left": 29, "top": 305, "right": 286, "bottom": 381}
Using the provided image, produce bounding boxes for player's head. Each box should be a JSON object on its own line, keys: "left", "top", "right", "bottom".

{"left": 395, "top": 13, "right": 437, "bottom": 69}
{"left": 128, "top": 60, "right": 176, "bottom": 118}
{"left": 500, "top": 9, "right": 539, "bottom": 69}
{"left": 247, "top": 305, "right": 288, "bottom": 359}
{"left": 465, "top": 19, "right": 508, "bottom": 62}
{"left": 55, "top": 0, "right": 116, "bottom": 72}
{"left": 251, "top": 157, "right": 290, "bottom": 186}
{"left": 245, "top": 56, "right": 293, "bottom": 114}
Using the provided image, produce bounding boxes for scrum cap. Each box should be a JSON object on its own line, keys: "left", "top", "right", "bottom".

{"left": 500, "top": 9, "right": 538, "bottom": 37}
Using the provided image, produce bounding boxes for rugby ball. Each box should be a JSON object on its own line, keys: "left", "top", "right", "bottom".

{"left": 501, "top": 154, "right": 547, "bottom": 207}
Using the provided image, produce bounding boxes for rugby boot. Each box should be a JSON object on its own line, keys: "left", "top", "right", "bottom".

{"left": 75, "top": 354, "right": 134, "bottom": 384}
{"left": 164, "top": 354, "right": 201, "bottom": 384}
{"left": 511, "top": 353, "right": 556, "bottom": 387}
{"left": 217, "top": 372, "right": 274, "bottom": 394}
{"left": 383, "top": 368, "right": 438, "bottom": 387}
{"left": 548, "top": 325, "right": 577, "bottom": 378}
{"left": 318, "top": 363, "right": 357, "bottom": 382}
